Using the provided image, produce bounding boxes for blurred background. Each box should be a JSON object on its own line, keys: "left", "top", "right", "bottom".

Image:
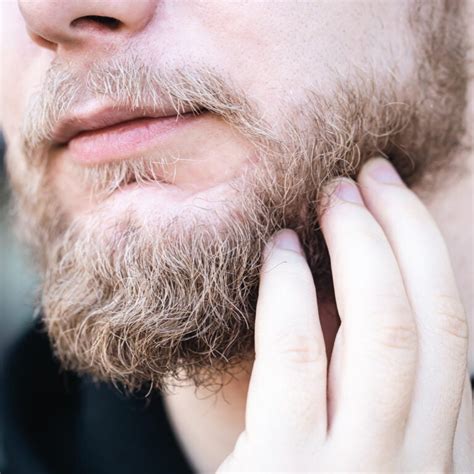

{"left": 0, "top": 134, "right": 38, "bottom": 351}
{"left": 0, "top": 133, "right": 38, "bottom": 466}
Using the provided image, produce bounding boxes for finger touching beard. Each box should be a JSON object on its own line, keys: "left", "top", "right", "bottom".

{"left": 8, "top": 45, "right": 467, "bottom": 392}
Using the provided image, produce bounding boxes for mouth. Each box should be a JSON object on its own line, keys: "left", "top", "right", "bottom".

{"left": 52, "top": 103, "right": 208, "bottom": 165}
{"left": 49, "top": 100, "right": 255, "bottom": 215}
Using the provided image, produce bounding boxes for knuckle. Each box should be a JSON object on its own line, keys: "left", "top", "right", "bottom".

{"left": 432, "top": 295, "right": 468, "bottom": 342}
{"left": 375, "top": 321, "right": 418, "bottom": 351}
{"left": 363, "top": 298, "right": 418, "bottom": 352}
{"left": 273, "top": 332, "right": 325, "bottom": 366}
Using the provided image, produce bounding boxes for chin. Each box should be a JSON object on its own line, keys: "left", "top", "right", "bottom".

{"left": 66, "top": 178, "right": 247, "bottom": 241}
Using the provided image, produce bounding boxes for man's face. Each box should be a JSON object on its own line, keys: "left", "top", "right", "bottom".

{"left": 0, "top": 1, "right": 466, "bottom": 390}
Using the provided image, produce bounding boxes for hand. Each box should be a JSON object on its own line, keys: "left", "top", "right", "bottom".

{"left": 218, "top": 158, "right": 473, "bottom": 472}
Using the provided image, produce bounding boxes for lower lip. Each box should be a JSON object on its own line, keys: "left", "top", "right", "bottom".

{"left": 66, "top": 113, "right": 201, "bottom": 164}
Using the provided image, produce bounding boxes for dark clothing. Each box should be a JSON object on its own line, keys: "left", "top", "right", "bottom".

{"left": 1, "top": 321, "right": 192, "bottom": 474}
{"left": 2, "top": 320, "right": 474, "bottom": 474}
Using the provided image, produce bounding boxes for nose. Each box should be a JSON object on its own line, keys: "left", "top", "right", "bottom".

{"left": 18, "top": 0, "right": 158, "bottom": 51}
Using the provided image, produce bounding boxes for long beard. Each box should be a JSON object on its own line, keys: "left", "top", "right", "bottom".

{"left": 8, "top": 16, "right": 468, "bottom": 391}
{"left": 39, "top": 125, "right": 336, "bottom": 392}
{"left": 35, "top": 92, "right": 460, "bottom": 392}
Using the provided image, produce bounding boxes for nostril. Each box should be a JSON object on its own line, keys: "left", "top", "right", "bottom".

{"left": 70, "top": 15, "right": 122, "bottom": 31}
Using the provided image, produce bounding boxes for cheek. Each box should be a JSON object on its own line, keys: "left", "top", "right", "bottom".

{"left": 154, "top": 115, "right": 257, "bottom": 192}
{"left": 194, "top": 2, "right": 415, "bottom": 124}
{"left": 0, "top": 2, "right": 53, "bottom": 139}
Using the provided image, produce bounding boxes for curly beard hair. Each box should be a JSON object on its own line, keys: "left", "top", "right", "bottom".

{"left": 7, "top": 2, "right": 468, "bottom": 392}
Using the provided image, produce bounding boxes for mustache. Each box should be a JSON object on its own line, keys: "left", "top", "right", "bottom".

{"left": 75, "top": 155, "right": 180, "bottom": 199}
{"left": 21, "top": 55, "right": 275, "bottom": 162}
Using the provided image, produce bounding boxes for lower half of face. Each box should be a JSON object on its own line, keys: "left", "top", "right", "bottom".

{"left": 4, "top": 2, "right": 468, "bottom": 392}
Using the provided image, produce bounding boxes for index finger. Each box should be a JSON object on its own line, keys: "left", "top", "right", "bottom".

{"left": 245, "top": 229, "right": 327, "bottom": 445}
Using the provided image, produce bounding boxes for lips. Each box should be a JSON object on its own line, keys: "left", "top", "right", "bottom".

{"left": 52, "top": 103, "right": 206, "bottom": 165}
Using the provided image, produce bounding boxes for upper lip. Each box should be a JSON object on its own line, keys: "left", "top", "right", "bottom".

{"left": 51, "top": 102, "right": 201, "bottom": 145}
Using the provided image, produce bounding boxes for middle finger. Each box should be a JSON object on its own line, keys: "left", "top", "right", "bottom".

{"left": 320, "top": 178, "right": 417, "bottom": 460}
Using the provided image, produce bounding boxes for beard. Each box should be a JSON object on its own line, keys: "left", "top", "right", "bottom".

{"left": 7, "top": 6, "right": 468, "bottom": 392}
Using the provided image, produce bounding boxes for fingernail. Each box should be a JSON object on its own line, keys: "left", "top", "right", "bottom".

{"left": 334, "top": 179, "right": 363, "bottom": 204}
{"left": 367, "top": 158, "right": 403, "bottom": 185}
{"left": 273, "top": 229, "right": 302, "bottom": 253}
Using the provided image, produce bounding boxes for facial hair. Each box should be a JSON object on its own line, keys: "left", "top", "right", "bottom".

{"left": 8, "top": 7, "right": 468, "bottom": 392}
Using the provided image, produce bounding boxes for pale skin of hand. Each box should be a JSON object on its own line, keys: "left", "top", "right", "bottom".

{"left": 218, "top": 158, "right": 473, "bottom": 472}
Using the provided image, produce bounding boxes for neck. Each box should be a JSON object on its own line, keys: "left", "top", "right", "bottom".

{"left": 164, "top": 366, "right": 250, "bottom": 472}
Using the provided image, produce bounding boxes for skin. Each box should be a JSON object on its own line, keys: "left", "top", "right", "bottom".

{"left": 0, "top": 0, "right": 472, "bottom": 472}
{"left": 165, "top": 157, "right": 473, "bottom": 472}
{"left": 218, "top": 160, "right": 473, "bottom": 472}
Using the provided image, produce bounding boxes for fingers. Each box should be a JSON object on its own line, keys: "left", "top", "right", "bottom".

{"left": 358, "top": 159, "right": 468, "bottom": 465}
{"left": 247, "top": 159, "right": 468, "bottom": 470}
{"left": 320, "top": 178, "right": 417, "bottom": 456}
{"left": 246, "top": 230, "right": 327, "bottom": 445}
